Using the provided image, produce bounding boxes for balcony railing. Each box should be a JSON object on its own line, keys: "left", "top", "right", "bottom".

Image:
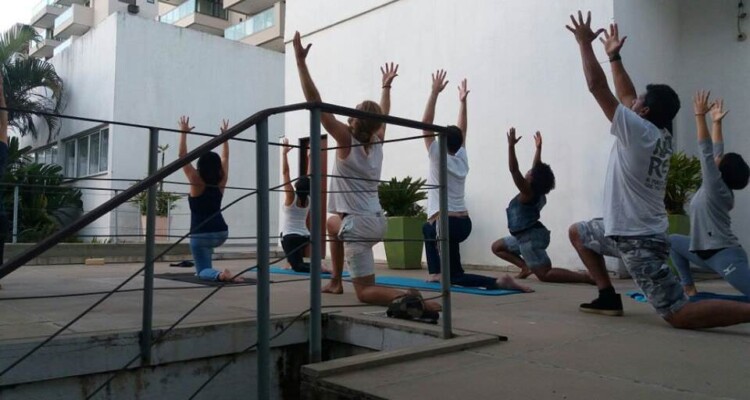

{"left": 160, "top": 0, "right": 228, "bottom": 24}
{"left": 54, "top": 6, "right": 74, "bottom": 29}
{"left": 32, "top": 0, "right": 65, "bottom": 17}
{"left": 224, "top": 6, "right": 274, "bottom": 41}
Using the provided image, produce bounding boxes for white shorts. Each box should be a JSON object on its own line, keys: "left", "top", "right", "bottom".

{"left": 338, "top": 214, "right": 387, "bottom": 278}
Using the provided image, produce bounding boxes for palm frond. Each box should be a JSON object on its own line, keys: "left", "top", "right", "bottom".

{"left": 0, "top": 25, "right": 40, "bottom": 65}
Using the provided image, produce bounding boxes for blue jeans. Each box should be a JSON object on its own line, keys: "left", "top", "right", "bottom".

{"left": 190, "top": 231, "right": 228, "bottom": 281}
{"left": 669, "top": 234, "right": 750, "bottom": 296}
{"left": 423, "top": 217, "right": 498, "bottom": 289}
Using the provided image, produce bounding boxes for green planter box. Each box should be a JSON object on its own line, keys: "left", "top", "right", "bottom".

{"left": 667, "top": 214, "right": 690, "bottom": 236}
{"left": 666, "top": 214, "right": 690, "bottom": 271}
{"left": 384, "top": 216, "right": 424, "bottom": 269}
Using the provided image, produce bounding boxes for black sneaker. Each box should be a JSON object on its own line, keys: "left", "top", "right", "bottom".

{"left": 579, "top": 294, "right": 624, "bottom": 316}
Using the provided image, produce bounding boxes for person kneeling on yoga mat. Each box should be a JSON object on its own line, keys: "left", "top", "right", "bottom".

{"left": 492, "top": 129, "right": 594, "bottom": 284}
{"left": 280, "top": 138, "right": 313, "bottom": 273}
{"left": 179, "top": 117, "right": 243, "bottom": 283}
{"left": 420, "top": 70, "right": 532, "bottom": 293}
{"left": 293, "top": 32, "right": 440, "bottom": 316}
{"left": 669, "top": 92, "right": 750, "bottom": 297}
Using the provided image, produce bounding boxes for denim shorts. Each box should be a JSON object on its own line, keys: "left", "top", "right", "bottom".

{"left": 502, "top": 227, "right": 551, "bottom": 269}
{"left": 575, "top": 218, "right": 689, "bottom": 317}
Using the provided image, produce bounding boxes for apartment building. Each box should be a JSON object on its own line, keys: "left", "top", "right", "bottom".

{"left": 21, "top": 0, "right": 285, "bottom": 242}
{"left": 28, "top": 0, "right": 285, "bottom": 59}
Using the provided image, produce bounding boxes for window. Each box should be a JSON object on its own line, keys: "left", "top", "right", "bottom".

{"left": 33, "top": 145, "right": 59, "bottom": 165}
{"left": 63, "top": 127, "right": 110, "bottom": 177}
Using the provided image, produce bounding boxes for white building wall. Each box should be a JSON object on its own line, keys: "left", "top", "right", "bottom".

{"left": 23, "top": 12, "right": 284, "bottom": 244}
{"left": 284, "top": 0, "right": 618, "bottom": 268}
{"left": 22, "top": 16, "right": 120, "bottom": 239}
{"left": 110, "top": 13, "right": 284, "bottom": 244}
{"left": 673, "top": 0, "right": 750, "bottom": 251}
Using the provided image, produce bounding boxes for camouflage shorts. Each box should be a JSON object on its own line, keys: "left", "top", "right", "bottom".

{"left": 575, "top": 219, "right": 689, "bottom": 317}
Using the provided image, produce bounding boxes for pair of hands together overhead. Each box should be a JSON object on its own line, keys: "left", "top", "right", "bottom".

{"left": 693, "top": 91, "right": 729, "bottom": 122}
{"left": 566, "top": 10, "right": 627, "bottom": 58}
{"left": 178, "top": 116, "right": 230, "bottom": 134}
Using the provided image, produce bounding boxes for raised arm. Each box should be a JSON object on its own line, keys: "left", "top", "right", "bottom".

{"left": 507, "top": 128, "right": 534, "bottom": 201}
{"left": 457, "top": 79, "right": 469, "bottom": 145}
{"left": 422, "top": 69, "right": 448, "bottom": 150}
{"left": 219, "top": 119, "right": 230, "bottom": 190}
{"left": 693, "top": 91, "right": 711, "bottom": 143}
{"left": 532, "top": 131, "right": 543, "bottom": 166}
{"left": 600, "top": 24, "right": 636, "bottom": 107}
{"left": 178, "top": 116, "right": 201, "bottom": 195}
{"left": 376, "top": 62, "right": 398, "bottom": 141}
{"left": 293, "top": 32, "right": 350, "bottom": 147}
{"left": 0, "top": 71, "right": 8, "bottom": 145}
{"left": 281, "top": 138, "right": 295, "bottom": 206}
{"left": 566, "top": 11, "right": 619, "bottom": 121}
{"left": 710, "top": 98, "right": 729, "bottom": 151}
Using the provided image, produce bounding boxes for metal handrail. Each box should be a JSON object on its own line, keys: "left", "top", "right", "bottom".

{"left": 0, "top": 102, "right": 450, "bottom": 279}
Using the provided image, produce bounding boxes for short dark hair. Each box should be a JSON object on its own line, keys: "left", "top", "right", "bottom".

{"left": 719, "top": 153, "right": 750, "bottom": 190}
{"left": 294, "top": 176, "right": 310, "bottom": 206}
{"left": 446, "top": 125, "right": 463, "bottom": 154}
{"left": 644, "top": 84, "right": 681, "bottom": 131}
{"left": 197, "top": 152, "right": 223, "bottom": 186}
{"left": 530, "top": 162, "right": 556, "bottom": 195}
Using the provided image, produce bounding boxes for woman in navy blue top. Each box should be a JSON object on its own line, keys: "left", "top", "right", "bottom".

{"left": 179, "top": 116, "right": 242, "bottom": 282}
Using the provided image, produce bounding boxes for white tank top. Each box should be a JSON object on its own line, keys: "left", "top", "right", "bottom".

{"left": 328, "top": 137, "right": 383, "bottom": 215}
{"left": 281, "top": 195, "right": 309, "bottom": 236}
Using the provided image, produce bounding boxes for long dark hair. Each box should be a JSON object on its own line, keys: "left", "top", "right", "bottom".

{"left": 197, "top": 152, "right": 223, "bottom": 186}
{"left": 294, "top": 176, "right": 310, "bottom": 207}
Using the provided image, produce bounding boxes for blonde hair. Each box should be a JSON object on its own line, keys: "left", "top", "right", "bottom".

{"left": 351, "top": 101, "right": 383, "bottom": 149}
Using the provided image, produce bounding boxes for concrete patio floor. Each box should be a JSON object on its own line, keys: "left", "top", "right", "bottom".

{"left": 0, "top": 259, "right": 748, "bottom": 399}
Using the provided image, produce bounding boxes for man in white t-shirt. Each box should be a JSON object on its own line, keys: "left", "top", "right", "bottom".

{"left": 566, "top": 11, "right": 750, "bottom": 328}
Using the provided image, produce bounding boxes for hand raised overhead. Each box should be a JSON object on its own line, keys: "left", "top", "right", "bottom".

{"left": 381, "top": 62, "right": 399, "bottom": 88}
{"left": 566, "top": 11, "right": 605, "bottom": 44}
{"left": 431, "top": 69, "right": 449, "bottom": 94}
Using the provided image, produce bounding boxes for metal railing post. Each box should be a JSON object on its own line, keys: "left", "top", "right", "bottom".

{"left": 309, "top": 108, "right": 322, "bottom": 363}
{"left": 256, "top": 118, "right": 271, "bottom": 399}
{"left": 12, "top": 186, "right": 19, "bottom": 244}
{"left": 113, "top": 190, "right": 119, "bottom": 244}
{"left": 141, "top": 127, "right": 159, "bottom": 364}
{"left": 438, "top": 129, "right": 452, "bottom": 339}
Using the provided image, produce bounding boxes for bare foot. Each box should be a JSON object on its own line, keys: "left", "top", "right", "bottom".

{"left": 322, "top": 279, "right": 343, "bottom": 294}
{"left": 426, "top": 274, "right": 441, "bottom": 283}
{"left": 516, "top": 268, "right": 533, "bottom": 279}
{"left": 498, "top": 275, "right": 534, "bottom": 293}
{"left": 683, "top": 284, "right": 698, "bottom": 296}
{"left": 219, "top": 269, "right": 244, "bottom": 283}
{"left": 322, "top": 266, "right": 333, "bottom": 274}
{"left": 424, "top": 299, "right": 442, "bottom": 312}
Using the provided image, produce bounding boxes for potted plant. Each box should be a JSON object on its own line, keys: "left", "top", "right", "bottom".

{"left": 664, "top": 151, "right": 702, "bottom": 235}
{"left": 129, "top": 145, "right": 182, "bottom": 243}
{"left": 378, "top": 176, "right": 427, "bottom": 269}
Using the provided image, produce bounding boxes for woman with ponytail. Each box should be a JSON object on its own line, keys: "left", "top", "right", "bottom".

{"left": 179, "top": 116, "right": 243, "bottom": 282}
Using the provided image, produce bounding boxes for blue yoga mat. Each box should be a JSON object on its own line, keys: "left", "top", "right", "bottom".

{"left": 374, "top": 276, "right": 525, "bottom": 296}
{"left": 269, "top": 266, "right": 350, "bottom": 278}
{"left": 627, "top": 290, "right": 749, "bottom": 303}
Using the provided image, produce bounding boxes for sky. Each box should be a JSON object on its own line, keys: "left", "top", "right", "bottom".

{"left": 0, "top": 0, "right": 38, "bottom": 33}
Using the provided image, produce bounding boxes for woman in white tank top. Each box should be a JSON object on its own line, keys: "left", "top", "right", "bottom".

{"left": 281, "top": 138, "right": 312, "bottom": 272}
{"left": 293, "top": 32, "right": 441, "bottom": 317}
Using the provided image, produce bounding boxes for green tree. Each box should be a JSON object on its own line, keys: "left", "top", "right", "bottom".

{"left": 1, "top": 24, "right": 64, "bottom": 142}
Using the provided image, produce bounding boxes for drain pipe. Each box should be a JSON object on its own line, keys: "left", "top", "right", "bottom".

{"left": 309, "top": 109, "right": 323, "bottom": 362}
{"left": 256, "top": 118, "right": 271, "bottom": 399}
{"left": 438, "top": 130, "right": 452, "bottom": 339}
